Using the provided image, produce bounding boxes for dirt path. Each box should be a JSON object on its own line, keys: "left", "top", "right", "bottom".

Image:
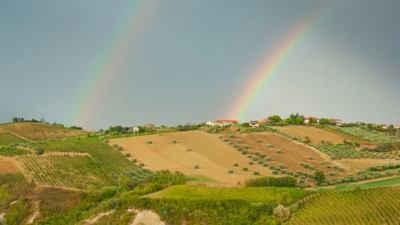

{"left": 84, "top": 210, "right": 115, "bottom": 224}
{"left": 130, "top": 210, "right": 165, "bottom": 225}
{"left": 26, "top": 201, "right": 40, "bottom": 224}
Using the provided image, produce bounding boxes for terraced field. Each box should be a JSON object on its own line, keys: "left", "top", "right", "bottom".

{"left": 18, "top": 138, "right": 151, "bottom": 189}
{"left": 288, "top": 187, "right": 400, "bottom": 225}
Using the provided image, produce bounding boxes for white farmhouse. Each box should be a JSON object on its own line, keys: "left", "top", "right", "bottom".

{"left": 129, "top": 126, "right": 140, "bottom": 133}
{"left": 206, "top": 120, "right": 238, "bottom": 127}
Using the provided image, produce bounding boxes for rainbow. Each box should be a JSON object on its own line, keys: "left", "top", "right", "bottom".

{"left": 73, "top": 1, "right": 156, "bottom": 128}
{"left": 227, "top": 12, "right": 321, "bottom": 121}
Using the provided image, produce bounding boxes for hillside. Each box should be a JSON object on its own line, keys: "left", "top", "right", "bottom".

{"left": 0, "top": 122, "right": 86, "bottom": 141}
{"left": 110, "top": 131, "right": 271, "bottom": 185}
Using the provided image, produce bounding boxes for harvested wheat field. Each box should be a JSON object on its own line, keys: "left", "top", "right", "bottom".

{"left": 229, "top": 132, "right": 347, "bottom": 176}
{"left": 276, "top": 125, "right": 367, "bottom": 145}
{"left": 0, "top": 157, "right": 20, "bottom": 174}
{"left": 0, "top": 122, "right": 86, "bottom": 141}
{"left": 110, "top": 131, "right": 271, "bottom": 185}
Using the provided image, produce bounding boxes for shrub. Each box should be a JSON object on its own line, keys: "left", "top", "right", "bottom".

{"left": 254, "top": 171, "right": 260, "bottom": 176}
{"left": 228, "top": 170, "right": 234, "bottom": 174}
{"left": 314, "top": 171, "right": 326, "bottom": 185}
{"left": 246, "top": 176, "right": 297, "bottom": 187}
{"left": 194, "top": 165, "right": 199, "bottom": 169}
{"left": 233, "top": 163, "right": 239, "bottom": 167}
{"left": 35, "top": 148, "right": 44, "bottom": 155}
{"left": 243, "top": 167, "right": 249, "bottom": 171}
{"left": 147, "top": 141, "right": 153, "bottom": 144}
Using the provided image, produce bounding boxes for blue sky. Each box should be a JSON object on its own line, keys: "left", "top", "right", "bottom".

{"left": 1, "top": 0, "right": 399, "bottom": 129}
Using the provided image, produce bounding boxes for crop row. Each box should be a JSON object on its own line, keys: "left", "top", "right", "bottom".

{"left": 288, "top": 187, "right": 400, "bottom": 224}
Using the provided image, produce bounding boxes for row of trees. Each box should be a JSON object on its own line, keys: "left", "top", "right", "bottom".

{"left": 267, "top": 114, "right": 338, "bottom": 126}
{"left": 12, "top": 117, "right": 46, "bottom": 123}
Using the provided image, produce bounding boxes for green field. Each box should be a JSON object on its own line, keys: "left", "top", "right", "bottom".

{"left": 288, "top": 187, "right": 400, "bottom": 225}
{"left": 147, "top": 185, "right": 309, "bottom": 205}
{"left": 18, "top": 138, "right": 151, "bottom": 189}
{"left": 336, "top": 176, "right": 400, "bottom": 190}
{"left": 0, "top": 132, "right": 26, "bottom": 145}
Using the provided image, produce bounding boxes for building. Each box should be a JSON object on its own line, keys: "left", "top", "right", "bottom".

{"left": 331, "top": 119, "right": 343, "bottom": 126}
{"left": 249, "top": 120, "right": 260, "bottom": 128}
{"left": 206, "top": 120, "right": 238, "bottom": 127}
{"left": 303, "top": 116, "right": 319, "bottom": 124}
{"left": 129, "top": 126, "right": 140, "bottom": 133}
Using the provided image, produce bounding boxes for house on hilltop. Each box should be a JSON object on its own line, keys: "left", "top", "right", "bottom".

{"left": 303, "top": 116, "right": 319, "bottom": 124}
{"left": 206, "top": 120, "right": 238, "bottom": 127}
{"left": 331, "top": 119, "right": 343, "bottom": 126}
{"left": 129, "top": 126, "right": 140, "bottom": 133}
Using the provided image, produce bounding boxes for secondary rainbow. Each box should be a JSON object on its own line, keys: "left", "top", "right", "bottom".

{"left": 227, "top": 12, "right": 320, "bottom": 121}
{"left": 73, "top": 1, "right": 155, "bottom": 128}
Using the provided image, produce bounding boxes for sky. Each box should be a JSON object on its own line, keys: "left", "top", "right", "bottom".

{"left": 1, "top": 0, "right": 399, "bottom": 129}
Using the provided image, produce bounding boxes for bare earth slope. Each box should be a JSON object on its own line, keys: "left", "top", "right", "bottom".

{"left": 110, "top": 131, "right": 271, "bottom": 185}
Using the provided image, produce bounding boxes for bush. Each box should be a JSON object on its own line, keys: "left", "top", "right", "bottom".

{"left": 246, "top": 176, "right": 296, "bottom": 187}
{"left": 35, "top": 148, "right": 44, "bottom": 155}
{"left": 314, "top": 171, "right": 326, "bottom": 185}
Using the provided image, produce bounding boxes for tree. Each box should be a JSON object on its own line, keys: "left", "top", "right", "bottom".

{"left": 314, "top": 171, "right": 326, "bottom": 185}
{"left": 268, "top": 115, "right": 282, "bottom": 125}
{"left": 319, "top": 118, "right": 333, "bottom": 125}
{"left": 285, "top": 113, "right": 304, "bottom": 125}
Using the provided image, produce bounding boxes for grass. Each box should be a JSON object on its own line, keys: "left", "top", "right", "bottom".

{"left": 336, "top": 176, "right": 400, "bottom": 190}
{"left": 147, "top": 185, "right": 310, "bottom": 204}
{"left": 187, "top": 175, "right": 217, "bottom": 183}
{"left": 0, "top": 133, "right": 26, "bottom": 145}
{"left": 0, "top": 146, "right": 30, "bottom": 156}
{"left": 288, "top": 186, "right": 400, "bottom": 225}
